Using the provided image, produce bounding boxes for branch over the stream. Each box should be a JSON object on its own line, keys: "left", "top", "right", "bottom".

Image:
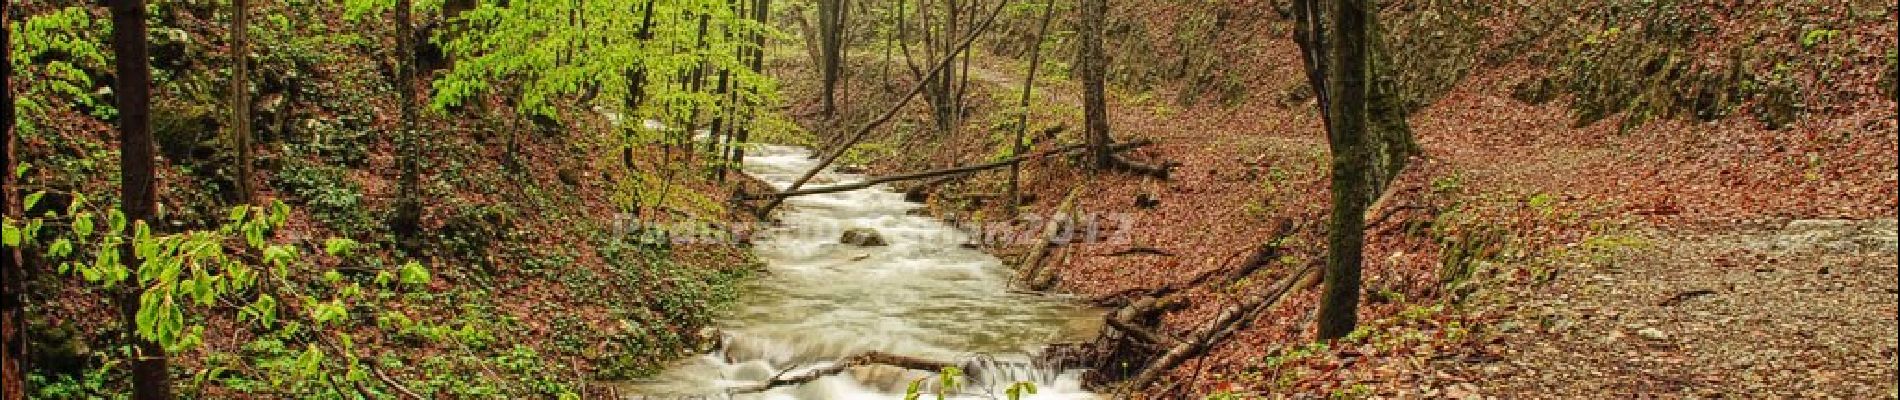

{"left": 727, "top": 351, "right": 955, "bottom": 394}
{"left": 747, "top": 140, "right": 1151, "bottom": 200}
{"left": 756, "top": 0, "right": 1014, "bottom": 217}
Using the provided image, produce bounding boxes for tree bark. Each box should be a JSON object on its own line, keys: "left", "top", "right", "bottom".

{"left": 1007, "top": 0, "right": 1057, "bottom": 212}
{"left": 392, "top": 0, "right": 422, "bottom": 246}
{"left": 1078, "top": 0, "right": 1113, "bottom": 170}
{"left": 232, "top": 0, "right": 254, "bottom": 204}
{"left": 1316, "top": 0, "right": 1370, "bottom": 341}
{"left": 1, "top": 1, "right": 29, "bottom": 397}
{"left": 110, "top": 0, "right": 171, "bottom": 396}
{"left": 818, "top": 0, "right": 847, "bottom": 116}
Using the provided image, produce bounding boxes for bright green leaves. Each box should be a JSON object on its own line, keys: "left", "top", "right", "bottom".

{"left": 2, "top": 220, "right": 18, "bottom": 247}
{"left": 324, "top": 238, "right": 359, "bottom": 256}
{"left": 398, "top": 261, "right": 431, "bottom": 286}
{"left": 433, "top": 0, "right": 781, "bottom": 126}
{"left": 1005, "top": 382, "right": 1038, "bottom": 400}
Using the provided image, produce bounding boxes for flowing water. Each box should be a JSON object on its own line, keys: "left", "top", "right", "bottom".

{"left": 626, "top": 143, "right": 1105, "bottom": 399}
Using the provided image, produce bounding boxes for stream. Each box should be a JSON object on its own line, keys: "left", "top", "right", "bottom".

{"left": 625, "top": 142, "right": 1105, "bottom": 399}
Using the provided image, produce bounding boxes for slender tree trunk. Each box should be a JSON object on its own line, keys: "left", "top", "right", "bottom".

{"left": 1, "top": 1, "right": 30, "bottom": 397}
{"left": 232, "top": 0, "right": 254, "bottom": 204}
{"left": 1078, "top": 0, "right": 1112, "bottom": 170}
{"left": 729, "top": 0, "right": 769, "bottom": 182}
{"left": 391, "top": 0, "right": 422, "bottom": 245}
{"left": 110, "top": 0, "right": 170, "bottom": 396}
{"left": 1316, "top": 0, "right": 1370, "bottom": 341}
{"left": 1007, "top": 0, "right": 1056, "bottom": 211}
{"left": 818, "top": 0, "right": 846, "bottom": 116}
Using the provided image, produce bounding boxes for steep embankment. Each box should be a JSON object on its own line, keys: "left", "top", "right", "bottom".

{"left": 785, "top": 0, "right": 1897, "bottom": 397}
{"left": 13, "top": 2, "right": 755, "bottom": 397}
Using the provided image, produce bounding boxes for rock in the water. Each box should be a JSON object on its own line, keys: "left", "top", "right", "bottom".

{"left": 841, "top": 228, "right": 888, "bottom": 246}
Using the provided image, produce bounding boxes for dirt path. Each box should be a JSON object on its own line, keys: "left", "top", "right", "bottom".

{"left": 1453, "top": 220, "right": 1899, "bottom": 398}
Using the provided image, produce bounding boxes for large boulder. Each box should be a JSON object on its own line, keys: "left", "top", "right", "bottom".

{"left": 840, "top": 227, "right": 888, "bottom": 247}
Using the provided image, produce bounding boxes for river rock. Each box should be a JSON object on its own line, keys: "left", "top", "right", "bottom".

{"left": 841, "top": 228, "right": 888, "bottom": 246}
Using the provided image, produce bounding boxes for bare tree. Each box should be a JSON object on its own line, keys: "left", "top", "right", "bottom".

{"left": 1006, "top": 0, "right": 1057, "bottom": 210}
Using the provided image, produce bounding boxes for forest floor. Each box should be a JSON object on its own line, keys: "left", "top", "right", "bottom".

{"left": 812, "top": 43, "right": 1899, "bottom": 396}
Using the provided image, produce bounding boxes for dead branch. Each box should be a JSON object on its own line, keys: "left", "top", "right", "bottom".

{"left": 1104, "top": 314, "right": 1180, "bottom": 350}
{"left": 1014, "top": 185, "right": 1085, "bottom": 291}
{"left": 728, "top": 351, "right": 955, "bottom": 394}
{"left": 757, "top": 0, "right": 1014, "bottom": 217}
{"left": 1115, "top": 263, "right": 1317, "bottom": 397}
{"left": 1104, "top": 246, "right": 1174, "bottom": 257}
{"left": 752, "top": 140, "right": 1152, "bottom": 201}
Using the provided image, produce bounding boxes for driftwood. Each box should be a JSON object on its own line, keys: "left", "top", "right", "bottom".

{"left": 1014, "top": 185, "right": 1084, "bottom": 291}
{"left": 752, "top": 140, "right": 1153, "bottom": 201}
{"left": 728, "top": 351, "right": 954, "bottom": 394}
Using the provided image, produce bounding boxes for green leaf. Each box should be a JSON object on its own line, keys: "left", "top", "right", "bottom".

{"left": 324, "top": 238, "right": 358, "bottom": 256}
{"left": 296, "top": 343, "right": 324, "bottom": 377}
{"left": 228, "top": 205, "right": 249, "bottom": 223}
{"left": 2, "top": 222, "right": 18, "bottom": 246}
{"left": 23, "top": 192, "right": 43, "bottom": 211}
{"left": 72, "top": 213, "right": 94, "bottom": 239}
{"left": 398, "top": 261, "right": 430, "bottom": 286}
{"left": 47, "top": 239, "right": 73, "bottom": 257}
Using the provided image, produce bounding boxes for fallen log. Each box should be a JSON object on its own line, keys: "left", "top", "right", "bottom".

{"left": 728, "top": 351, "right": 955, "bottom": 394}
{"left": 750, "top": 140, "right": 1153, "bottom": 201}
{"left": 1114, "top": 263, "right": 1317, "bottom": 397}
{"left": 1014, "top": 185, "right": 1085, "bottom": 291}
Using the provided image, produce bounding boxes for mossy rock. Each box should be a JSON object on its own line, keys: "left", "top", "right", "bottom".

{"left": 1511, "top": 76, "right": 1559, "bottom": 105}
{"left": 152, "top": 101, "right": 222, "bottom": 162}
{"left": 840, "top": 227, "right": 888, "bottom": 247}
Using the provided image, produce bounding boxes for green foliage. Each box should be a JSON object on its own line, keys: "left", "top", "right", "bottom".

{"left": 429, "top": 0, "right": 780, "bottom": 121}
{"left": 8, "top": 6, "right": 116, "bottom": 136}
{"left": 274, "top": 158, "right": 372, "bottom": 234}
{"left": 6, "top": 196, "right": 434, "bottom": 396}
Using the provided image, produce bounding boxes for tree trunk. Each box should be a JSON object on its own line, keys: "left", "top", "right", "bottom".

{"left": 231, "top": 0, "right": 254, "bottom": 204}
{"left": 1078, "top": 0, "right": 1112, "bottom": 170}
{"left": 1, "top": 1, "right": 29, "bottom": 397}
{"left": 1007, "top": 0, "right": 1057, "bottom": 211}
{"left": 392, "top": 0, "right": 422, "bottom": 246}
{"left": 110, "top": 0, "right": 171, "bottom": 396}
{"left": 1316, "top": 0, "right": 1370, "bottom": 341}
{"left": 818, "top": 0, "right": 846, "bottom": 116}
